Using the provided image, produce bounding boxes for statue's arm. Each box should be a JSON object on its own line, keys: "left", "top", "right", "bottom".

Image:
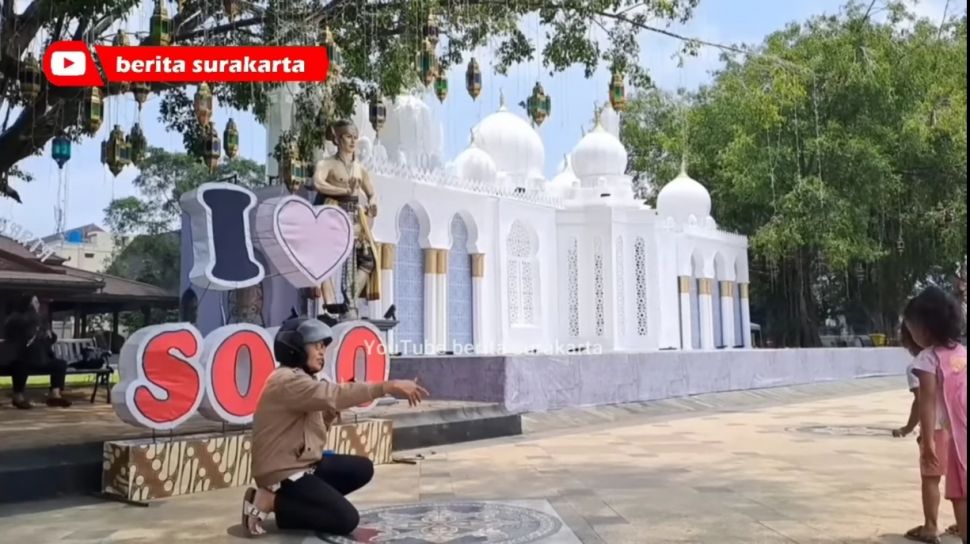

{"left": 362, "top": 168, "right": 378, "bottom": 216}
{"left": 312, "top": 160, "right": 349, "bottom": 196}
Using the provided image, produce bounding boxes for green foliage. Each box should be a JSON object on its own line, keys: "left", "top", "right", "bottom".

{"left": 621, "top": 1, "right": 967, "bottom": 345}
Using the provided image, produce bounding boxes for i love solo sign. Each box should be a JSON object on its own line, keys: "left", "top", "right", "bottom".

{"left": 111, "top": 320, "right": 389, "bottom": 431}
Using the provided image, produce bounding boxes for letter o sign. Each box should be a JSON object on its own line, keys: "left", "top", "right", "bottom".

{"left": 198, "top": 324, "right": 276, "bottom": 425}
{"left": 323, "top": 321, "right": 389, "bottom": 410}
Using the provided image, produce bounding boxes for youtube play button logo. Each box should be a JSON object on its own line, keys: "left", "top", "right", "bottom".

{"left": 43, "top": 41, "right": 103, "bottom": 87}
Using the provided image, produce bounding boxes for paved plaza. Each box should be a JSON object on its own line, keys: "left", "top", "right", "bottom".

{"left": 0, "top": 379, "right": 962, "bottom": 544}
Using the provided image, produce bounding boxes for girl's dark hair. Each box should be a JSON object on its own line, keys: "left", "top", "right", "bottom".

{"left": 903, "top": 285, "right": 963, "bottom": 347}
{"left": 899, "top": 322, "right": 920, "bottom": 356}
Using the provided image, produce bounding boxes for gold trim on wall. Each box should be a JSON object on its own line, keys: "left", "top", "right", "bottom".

{"left": 720, "top": 281, "right": 734, "bottom": 295}
{"left": 471, "top": 254, "right": 485, "bottom": 278}
{"left": 424, "top": 249, "right": 438, "bottom": 274}
{"left": 698, "top": 278, "right": 713, "bottom": 296}
{"left": 436, "top": 249, "right": 447, "bottom": 276}
{"left": 740, "top": 283, "right": 749, "bottom": 299}
{"left": 380, "top": 244, "right": 396, "bottom": 270}
{"left": 678, "top": 276, "right": 691, "bottom": 293}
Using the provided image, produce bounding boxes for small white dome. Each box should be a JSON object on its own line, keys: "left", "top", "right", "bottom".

{"left": 549, "top": 154, "right": 579, "bottom": 189}
{"left": 656, "top": 162, "right": 712, "bottom": 223}
{"left": 472, "top": 93, "right": 545, "bottom": 178}
{"left": 571, "top": 114, "right": 628, "bottom": 181}
{"left": 382, "top": 95, "right": 442, "bottom": 166}
{"left": 454, "top": 131, "right": 498, "bottom": 183}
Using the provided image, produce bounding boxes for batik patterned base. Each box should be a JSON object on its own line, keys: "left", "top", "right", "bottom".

{"left": 318, "top": 501, "right": 577, "bottom": 544}
{"left": 102, "top": 419, "right": 393, "bottom": 502}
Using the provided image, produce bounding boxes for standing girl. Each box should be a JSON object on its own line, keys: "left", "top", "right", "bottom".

{"left": 905, "top": 286, "right": 968, "bottom": 544}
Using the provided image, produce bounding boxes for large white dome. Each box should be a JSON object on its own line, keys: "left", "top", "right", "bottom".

{"left": 453, "top": 130, "right": 498, "bottom": 183}
{"left": 472, "top": 94, "right": 545, "bottom": 178}
{"left": 381, "top": 94, "right": 442, "bottom": 168}
{"left": 656, "top": 162, "right": 711, "bottom": 223}
{"left": 571, "top": 115, "right": 627, "bottom": 181}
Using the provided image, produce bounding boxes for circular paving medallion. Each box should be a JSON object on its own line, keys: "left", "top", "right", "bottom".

{"left": 790, "top": 425, "right": 891, "bottom": 437}
{"left": 318, "top": 501, "right": 563, "bottom": 544}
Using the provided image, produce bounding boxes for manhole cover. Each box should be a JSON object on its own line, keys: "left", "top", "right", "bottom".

{"left": 791, "top": 425, "right": 891, "bottom": 437}
{"left": 317, "top": 501, "right": 564, "bottom": 544}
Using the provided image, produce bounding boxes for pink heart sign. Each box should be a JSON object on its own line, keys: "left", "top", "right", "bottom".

{"left": 254, "top": 196, "right": 353, "bottom": 288}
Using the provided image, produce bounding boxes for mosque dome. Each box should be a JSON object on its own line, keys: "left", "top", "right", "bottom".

{"left": 571, "top": 112, "right": 628, "bottom": 181}
{"left": 472, "top": 93, "right": 545, "bottom": 178}
{"left": 453, "top": 130, "right": 498, "bottom": 183}
{"left": 549, "top": 154, "right": 579, "bottom": 190}
{"left": 381, "top": 94, "right": 442, "bottom": 166}
{"left": 656, "top": 161, "right": 712, "bottom": 223}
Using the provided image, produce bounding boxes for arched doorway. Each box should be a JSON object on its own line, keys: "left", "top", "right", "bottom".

{"left": 447, "top": 215, "right": 474, "bottom": 352}
{"left": 394, "top": 205, "right": 425, "bottom": 355}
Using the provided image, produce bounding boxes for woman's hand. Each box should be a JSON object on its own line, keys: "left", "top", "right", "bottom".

{"left": 893, "top": 425, "right": 914, "bottom": 438}
{"left": 383, "top": 379, "right": 430, "bottom": 407}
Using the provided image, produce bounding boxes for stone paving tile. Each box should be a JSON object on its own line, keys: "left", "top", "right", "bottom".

{"left": 3, "top": 384, "right": 964, "bottom": 544}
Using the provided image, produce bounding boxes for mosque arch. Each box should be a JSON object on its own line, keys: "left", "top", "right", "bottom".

{"left": 394, "top": 204, "right": 426, "bottom": 354}
{"left": 712, "top": 252, "right": 727, "bottom": 348}
{"left": 690, "top": 251, "right": 704, "bottom": 349}
{"left": 447, "top": 214, "right": 474, "bottom": 352}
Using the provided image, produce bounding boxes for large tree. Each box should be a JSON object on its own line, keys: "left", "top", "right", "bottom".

{"left": 0, "top": 0, "right": 701, "bottom": 202}
{"left": 622, "top": 2, "right": 967, "bottom": 346}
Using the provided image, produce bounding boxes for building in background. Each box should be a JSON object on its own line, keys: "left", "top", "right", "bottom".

{"left": 42, "top": 224, "right": 123, "bottom": 273}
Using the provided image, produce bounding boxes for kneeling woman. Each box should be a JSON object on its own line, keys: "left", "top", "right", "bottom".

{"left": 243, "top": 319, "right": 428, "bottom": 536}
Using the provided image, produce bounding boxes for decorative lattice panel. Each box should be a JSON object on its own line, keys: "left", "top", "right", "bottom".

{"left": 395, "top": 206, "right": 425, "bottom": 355}
{"left": 634, "top": 237, "right": 648, "bottom": 337}
{"left": 447, "top": 215, "right": 474, "bottom": 352}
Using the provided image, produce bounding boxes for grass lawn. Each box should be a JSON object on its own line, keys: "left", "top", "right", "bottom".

{"left": 0, "top": 372, "right": 119, "bottom": 390}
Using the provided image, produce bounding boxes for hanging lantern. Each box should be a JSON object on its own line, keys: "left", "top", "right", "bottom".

{"left": 149, "top": 0, "right": 171, "bottom": 46}
{"left": 418, "top": 43, "right": 437, "bottom": 87}
{"left": 109, "top": 33, "right": 131, "bottom": 94}
{"left": 132, "top": 82, "right": 151, "bottom": 108}
{"left": 896, "top": 235, "right": 905, "bottom": 254}
{"left": 465, "top": 57, "right": 482, "bottom": 100}
{"left": 51, "top": 131, "right": 71, "bottom": 169}
{"left": 276, "top": 136, "right": 305, "bottom": 193}
{"left": 128, "top": 123, "right": 147, "bottom": 164}
{"left": 193, "top": 83, "right": 213, "bottom": 126}
{"left": 322, "top": 26, "right": 342, "bottom": 78}
{"left": 368, "top": 95, "right": 386, "bottom": 134}
{"left": 434, "top": 75, "right": 448, "bottom": 103}
{"left": 102, "top": 125, "right": 129, "bottom": 176}
{"left": 423, "top": 11, "right": 440, "bottom": 46}
{"left": 204, "top": 122, "right": 221, "bottom": 173}
{"left": 83, "top": 87, "right": 103, "bottom": 135}
{"left": 18, "top": 52, "right": 42, "bottom": 103}
{"left": 609, "top": 71, "right": 626, "bottom": 112}
{"left": 223, "top": 0, "right": 241, "bottom": 20}
{"left": 223, "top": 118, "right": 239, "bottom": 159}
{"left": 526, "top": 82, "right": 551, "bottom": 126}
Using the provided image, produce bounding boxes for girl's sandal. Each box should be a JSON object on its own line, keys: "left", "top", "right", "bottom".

{"left": 242, "top": 487, "right": 268, "bottom": 537}
{"left": 944, "top": 525, "right": 959, "bottom": 536}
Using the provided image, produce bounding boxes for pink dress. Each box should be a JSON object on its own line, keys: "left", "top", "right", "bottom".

{"left": 934, "top": 344, "right": 967, "bottom": 500}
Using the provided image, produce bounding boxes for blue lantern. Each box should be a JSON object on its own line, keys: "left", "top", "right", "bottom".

{"left": 52, "top": 132, "right": 71, "bottom": 169}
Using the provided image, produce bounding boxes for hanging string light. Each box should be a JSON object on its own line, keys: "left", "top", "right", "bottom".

{"left": 51, "top": 131, "right": 71, "bottom": 169}
{"left": 609, "top": 71, "right": 626, "bottom": 112}
{"left": 193, "top": 83, "right": 213, "bottom": 126}
{"left": 83, "top": 87, "right": 103, "bottom": 134}
{"left": 465, "top": 57, "right": 482, "bottom": 100}
{"left": 128, "top": 123, "right": 148, "bottom": 164}
{"left": 18, "top": 53, "right": 42, "bottom": 103}
{"left": 109, "top": 33, "right": 131, "bottom": 94}
{"left": 526, "top": 81, "right": 551, "bottom": 126}
{"left": 149, "top": 0, "right": 171, "bottom": 46}
{"left": 101, "top": 125, "right": 130, "bottom": 176}
{"left": 223, "top": 118, "right": 239, "bottom": 159}
{"left": 204, "top": 122, "right": 221, "bottom": 173}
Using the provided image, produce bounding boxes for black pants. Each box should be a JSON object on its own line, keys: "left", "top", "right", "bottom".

{"left": 274, "top": 454, "right": 374, "bottom": 535}
{"left": 1, "top": 344, "right": 67, "bottom": 394}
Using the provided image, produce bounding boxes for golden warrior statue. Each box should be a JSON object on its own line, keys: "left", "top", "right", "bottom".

{"left": 311, "top": 119, "right": 381, "bottom": 320}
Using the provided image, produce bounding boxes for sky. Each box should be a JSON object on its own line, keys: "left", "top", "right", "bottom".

{"left": 0, "top": 0, "right": 960, "bottom": 239}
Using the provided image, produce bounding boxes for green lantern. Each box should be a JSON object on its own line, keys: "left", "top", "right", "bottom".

{"left": 609, "top": 71, "right": 626, "bottom": 112}
{"left": 19, "top": 53, "right": 42, "bottom": 103}
{"left": 109, "top": 33, "right": 131, "bottom": 94}
{"left": 526, "top": 82, "right": 551, "bottom": 126}
{"left": 205, "top": 122, "right": 221, "bottom": 173}
{"left": 83, "top": 87, "right": 103, "bottom": 135}
{"left": 322, "top": 26, "right": 342, "bottom": 78}
{"left": 52, "top": 131, "right": 71, "bottom": 169}
{"left": 418, "top": 43, "right": 437, "bottom": 87}
{"left": 102, "top": 125, "right": 129, "bottom": 176}
{"left": 128, "top": 123, "right": 147, "bottom": 164}
{"left": 465, "top": 57, "right": 482, "bottom": 100}
{"left": 194, "top": 83, "right": 213, "bottom": 126}
{"left": 223, "top": 118, "right": 239, "bottom": 159}
{"left": 368, "top": 95, "right": 386, "bottom": 133}
{"left": 434, "top": 75, "right": 448, "bottom": 103}
{"left": 149, "top": 0, "right": 171, "bottom": 46}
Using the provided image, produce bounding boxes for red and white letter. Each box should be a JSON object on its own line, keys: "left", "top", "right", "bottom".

{"left": 324, "top": 321, "right": 389, "bottom": 410}
{"left": 198, "top": 324, "right": 276, "bottom": 425}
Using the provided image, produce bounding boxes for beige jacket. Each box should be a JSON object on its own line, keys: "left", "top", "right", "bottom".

{"left": 251, "top": 367, "right": 384, "bottom": 488}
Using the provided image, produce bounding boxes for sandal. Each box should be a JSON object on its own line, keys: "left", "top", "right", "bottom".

{"left": 905, "top": 526, "right": 941, "bottom": 544}
{"left": 242, "top": 487, "right": 268, "bottom": 537}
{"left": 945, "top": 525, "right": 959, "bottom": 536}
